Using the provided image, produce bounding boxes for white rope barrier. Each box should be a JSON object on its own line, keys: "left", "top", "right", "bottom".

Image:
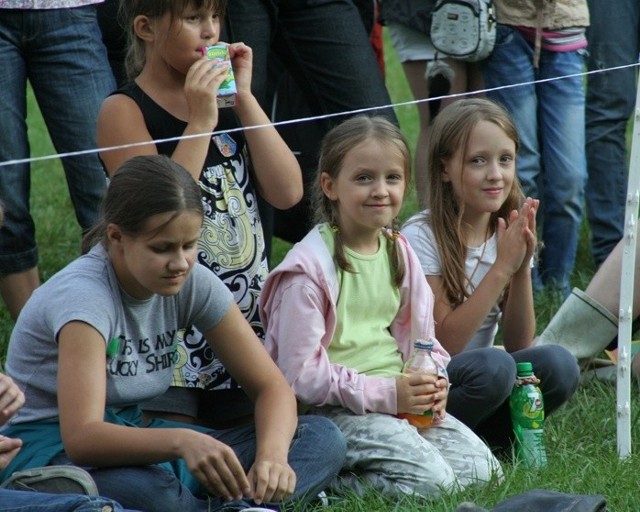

{"left": 0, "top": 63, "right": 637, "bottom": 168}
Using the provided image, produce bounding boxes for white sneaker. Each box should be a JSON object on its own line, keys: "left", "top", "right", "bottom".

{"left": 316, "top": 491, "right": 329, "bottom": 507}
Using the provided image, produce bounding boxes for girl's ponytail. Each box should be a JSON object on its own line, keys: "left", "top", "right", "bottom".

{"left": 387, "top": 218, "right": 406, "bottom": 288}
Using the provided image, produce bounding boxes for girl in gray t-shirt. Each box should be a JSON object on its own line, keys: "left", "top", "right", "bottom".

{"left": 2, "top": 156, "right": 345, "bottom": 512}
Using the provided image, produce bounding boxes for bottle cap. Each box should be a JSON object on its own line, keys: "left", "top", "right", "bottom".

{"left": 516, "top": 361, "right": 533, "bottom": 376}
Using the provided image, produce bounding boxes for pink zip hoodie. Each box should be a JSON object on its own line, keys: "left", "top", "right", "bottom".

{"left": 259, "top": 225, "right": 450, "bottom": 416}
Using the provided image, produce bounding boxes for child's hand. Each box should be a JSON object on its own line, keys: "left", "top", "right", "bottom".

{"left": 184, "top": 55, "right": 230, "bottom": 130}
{"left": 227, "top": 42, "right": 253, "bottom": 97}
{"left": 495, "top": 203, "right": 532, "bottom": 277}
{"left": 520, "top": 197, "right": 539, "bottom": 267}
{"left": 396, "top": 373, "right": 446, "bottom": 415}
{"left": 430, "top": 378, "right": 449, "bottom": 420}
{"left": 180, "top": 429, "right": 251, "bottom": 501}
{"left": 247, "top": 458, "right": 296, "bottom": 505}
{"left": 0, "top": 373, "right": 24, "bottom": 426}
{"left": 0, "top": 436, "right": 21, "bottom": 470}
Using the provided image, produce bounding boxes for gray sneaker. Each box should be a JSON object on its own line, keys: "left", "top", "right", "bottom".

{"left": 1, "top": 465, "right": 99, "bottom": 496}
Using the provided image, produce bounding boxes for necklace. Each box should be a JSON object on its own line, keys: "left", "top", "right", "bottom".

{"left": 466, "top": 222, "right": 492, "bottom": 292}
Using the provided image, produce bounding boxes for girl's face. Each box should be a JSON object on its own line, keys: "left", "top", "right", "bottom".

{"left": 109, "top": 211, "right": 202, "bottom": 300}
{"left": 322, "top": 138, "right": 406, "bottom": 247}
{"left": 152, "top": 5, "right": 221, "bottom": 75}
{"left": 442, "top": 120, "right": 516, "bottom": 221}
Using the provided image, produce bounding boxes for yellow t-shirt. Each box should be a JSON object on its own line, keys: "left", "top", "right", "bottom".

{"left": 320, "top": 224, "right": 404, "bottom": 377}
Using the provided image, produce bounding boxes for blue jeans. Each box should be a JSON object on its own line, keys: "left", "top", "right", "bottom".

{"left": 585, "top": 0, "right": 640, "bottom": 267}
{"left": 446, "top": 345, "right": 580, "bottom": 452}
{"left": 0, "top": 6, "right": 115, "bottom": 273}
{"left": 481, "top": 25, "right": 587, "bottom": 294}
{"left": 0, "top": 488, "right": 132, "bottom": 512}
{"left": 52, "top": 416, "right": 346, "bottom": 512}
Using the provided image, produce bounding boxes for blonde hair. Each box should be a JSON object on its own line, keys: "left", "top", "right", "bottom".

{"left": 422, "top": 98, "right": 524, "bottom": 308}
{"left": 118, "top": 0, "right": 226, "bottom": 80}
{"left": 311, "top": 115, "right": 411, "bottom": 287}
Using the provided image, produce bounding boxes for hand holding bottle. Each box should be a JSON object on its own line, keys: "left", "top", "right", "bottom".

{"left": 396, "top": 340, "right": 447, "bottom": 428}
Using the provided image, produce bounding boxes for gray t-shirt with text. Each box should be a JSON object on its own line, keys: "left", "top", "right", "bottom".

{"left": 6, "top": 244, "right": 233, "bottom": 424}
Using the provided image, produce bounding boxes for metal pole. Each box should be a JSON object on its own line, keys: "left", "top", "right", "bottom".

{"left": 617, "top": 74, "right": 640, "bottom": 458}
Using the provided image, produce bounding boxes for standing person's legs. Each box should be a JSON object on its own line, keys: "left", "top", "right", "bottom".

{"left": 483, "top": 26, "right": 588, "bottom": 292}
{"left": 224, "top": 0, "right": 277, "bottom": 258}
{"left": 276, "top": 0, "right": 396, "bottom": 123}
{"left": 268, "top": 0, "right": 396, "bottom": 245}
{"left": 585, "top": 0, "right": 640, "bottom": 267}
{"left": 386, "top": 22, "right": 436, "bottom": 208}
{"left": 224, "top": 0, "right": 276, "bottom": 111}
{"left": 97, "top": 0, "right": 127, "bottom": 86}
{"left": 481, "top": 26, "right": 540, "bottom": 200}
{"left": 401, "top": 59, "right": 432, "bottom": 208}
{"left": 0, "top": 11, "right": 40, "bottom": 319}
{"left": 27, "top": 6, "right": 115, "bottom": 234}
{"left": 536, "top": 50, "right": 587, "bottom": 294}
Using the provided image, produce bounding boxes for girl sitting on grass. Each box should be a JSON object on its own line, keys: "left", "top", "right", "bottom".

{"left": 402, "top": 98, "right": 580, "bottom": 454}
{"left": 0, "top": 155, "right": 344, "bottom": 512}
{"left": 260, "top": 116, "right": 501, "bottom": 498}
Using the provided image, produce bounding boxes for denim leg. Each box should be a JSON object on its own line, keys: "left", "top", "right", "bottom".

{"left": 27, "top": 7, "right": 115, "bottom": 232}
{"left": 0, "top": 7, "right": 115, "bottom": 274}
{"left": 0, "top": 489, "right": 131, "bottom": 512}
{"left": 536, "top": 49, "right": 587, "bottom": 292}
{"left": 585, "top": 0, "right": 640, "bottom": 266}
{"left": 213, "top": 416, "right": 346, "bottom": 509}
{"left": 446, "top": 348, "right": 516, "bottom": 431}
{"left": 285, "top": 415, "right": 346, "bottom": 502}
{"left": 0, "top": 12, "right": 37, "bottom": 273}
{"left": 45, "top": 453, "right": 211, "bottom": 512}
{"left": 482, "top": 25, "right": 586, "bottom": 293}
{"left": 481, "top": 25, "right": 540, "bottom": 200}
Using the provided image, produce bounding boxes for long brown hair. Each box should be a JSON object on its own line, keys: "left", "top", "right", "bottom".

{"left": 82, "top": 155, "right": 203, "bottom": 252}
{"left": 422, "top": 98, "right": 524, "bottom": 307}
{"left": 118, "top": 0, "right": 227, "bottom": 80}
{"left": 311, "top": 115, "right": 411, "bottom": 287}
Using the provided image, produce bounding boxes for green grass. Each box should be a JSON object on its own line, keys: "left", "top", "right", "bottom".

{"left": 4, "top": 31, "right": 640, "bottom": 511}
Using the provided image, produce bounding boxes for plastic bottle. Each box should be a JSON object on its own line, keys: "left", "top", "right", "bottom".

{"left": 397, "top": 339, "right": 439, "bottom": 429}
{"left": 509, "top": 361, "right": 547, "bottom": 467}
